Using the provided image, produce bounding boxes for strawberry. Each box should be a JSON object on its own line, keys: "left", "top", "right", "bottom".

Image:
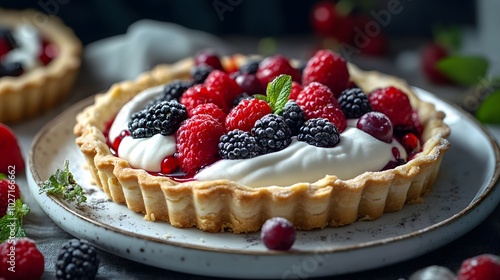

{"left": 0, "top": 123, "right": 25, "bottom": 174}
{"left": 289, "top": 81, "right": 302, "bottom": 100}
{"left": 179, "top": 84, "right": 229, "bottom": 114}
{"left": 189, "top": 103, "right": 227, "bottom": 125}
{"left": 0, "top": 238, "right": 45, "bottom": 280}
{"left": 0, "top": 178, "right": 21, "bottom": 217}
{"left": 175, "top": 114, "right": 225, "bottom": 174}
{"left": 368, "top": 86, "right": 413, "bottom": 128}
{"left": 256, "top": 55, "right": 300, "bottom": 89}
{"left": 225, "top": 99, "right": 272, "bottom": 132}
{"left": 295, "top": 82, "right": 346, "bottom": 132}
{"left": 457, "top": 254, "right": 500, "bottom": 280}
{"left": 204, "top": 70, "right": 242, "bottom": 105}
{"left": 421, "top": 42, "right": 454, "bottom": 84}
{"left": 302, "top": 49, "right": 350, "bottom": 97}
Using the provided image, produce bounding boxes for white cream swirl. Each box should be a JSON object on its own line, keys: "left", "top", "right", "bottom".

{"left": 109, "top": 85, "right": 407, "bottom": 187}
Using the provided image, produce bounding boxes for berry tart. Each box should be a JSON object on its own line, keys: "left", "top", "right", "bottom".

{"left": 0, "top": 8, "right": 82, "bottom": 123}
{"left": 74, "top": 49, "right": 450, "bottom": 233}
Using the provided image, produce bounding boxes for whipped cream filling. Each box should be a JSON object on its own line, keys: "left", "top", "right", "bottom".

{"left": 2, "top": 25, "right": 41, "bottom": 70}
{"left": 109, "top": 84, "right": 407, "bottom": 187}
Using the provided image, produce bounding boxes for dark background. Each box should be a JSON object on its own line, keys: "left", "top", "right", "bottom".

{"left": 0, "top": 0, "right": 476, "bottom": 45}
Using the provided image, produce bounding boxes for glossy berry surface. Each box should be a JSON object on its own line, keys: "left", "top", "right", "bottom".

{"left": 176, "top": 114, "right": 225, "bottom": 174}
{"left": 302, "top": 49, "right": 350, "bottom": 97}
{"left": 56, "top": 239, "right": 99, "bottom": 280}
{"left": 159, "top": 80, "right": 193, "bottom": 102}
{"left": 219, "top": 129, "right": 261, "bottom": 159}
{"left": 225, "top": 99, "right": 272, "bottom": 132}
{"left": 457, "top": 254, "right": 500, "bottom": 280}
{"left": 234, "top": 73, "right": 263, "bottom": 95}
{"left": 338, "top": 87, "right": 372, "bottom": 119}
{"left": 298, "top": 118, "right": 340, "bottom": 147}
{"left": 128, "top": 100, "right": 188, "bottom": 138}
{"left": 0, "top": 238, "right": 45, "bottom": 280}
{"left": 194, "top": 49, "right": 224, "bottom": 71}
{"left": 280, "top": 100, "right": 306, "bottom": 136}
{"left": 0, "top": 178, "right": 21, "bottom": 217}
{"left": 401, "top": 133, "right": 421, "bottom": 155}
{"left": 161, "top": 155, "right": 179, "bottom": 174}
{"left": 256, "top": 55, "right": 300, "bottom": 88}
{"left": 260, "top": 217, "right": 296, "bottom": 251}
{"left": 112, "top": 130, "right": 130, "bottom": 155}
{"left": 0, "top": 123, "right": 25, "bottom": 174}
{"left": 369, "top": 86, "right": 414, "bottom": 128}
{"left": 357, "top": 112, "right": 393, "bottom": 143}
{"left": 251, "top": 114, "right": 292, "bottom": 154}
{"left": 190, "top": 64, "right": 213, "bottom": 84}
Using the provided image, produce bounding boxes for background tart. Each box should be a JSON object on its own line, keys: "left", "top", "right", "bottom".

{"left": 0, "top": 8, "right": 82, "bottom": 123}
{"left": 74, "top": 54, "right": 450, "bottom": 233}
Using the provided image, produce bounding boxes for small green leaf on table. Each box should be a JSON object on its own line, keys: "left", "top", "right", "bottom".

{"left": 39, "top": 160, "right": 87, "bottom": 205}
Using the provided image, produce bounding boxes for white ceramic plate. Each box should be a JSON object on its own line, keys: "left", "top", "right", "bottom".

{"left": 28, "top": 88, "right": 500, "bottom": 279}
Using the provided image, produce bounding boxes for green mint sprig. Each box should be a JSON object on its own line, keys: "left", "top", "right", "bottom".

{"left": 39, "top": 160, "right": 87, "bottom": 205}
{"left": 0, "top": 199, "right": 30, "bottom": 242}
{"left": 254, "top": 74, "right": 292, "bottom": 115}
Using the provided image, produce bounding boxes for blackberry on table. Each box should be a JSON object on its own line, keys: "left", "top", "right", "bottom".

{"left": 219, "top": 129, "right": 261, "bottom": 159}
{"left": 338, "top": 87, "right": 372, "bottom": 119}
{"left": 252, "top": 114, "right": 292, "bottom": 154}
{"left": 280, "top": 100, "right": 305, "bottom": 136}
{"left": 128, "top": 100, "right": 187, "bottom": 138}
{"left": 190, "top": 64, "right": 213, "bottom": 84}
{"left": 298, "top": 118, "right": 340, "bottom": 147}
{"left": 55, "top": 239, "right": 99, "bottom": 280}
{"left": 239, "top": 60, "right": 260, "bottom": 75}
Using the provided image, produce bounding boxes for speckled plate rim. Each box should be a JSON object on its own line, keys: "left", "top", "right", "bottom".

{"left": 27, "top": 87, "right": 500, "bottom": 277}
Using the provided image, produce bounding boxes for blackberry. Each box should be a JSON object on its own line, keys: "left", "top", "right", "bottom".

{"left": 233, "top": 92, "right": 254, "bottom": 107}
{"left": 55, "top": 239, "right": 99, "bottom": 280}
{"left": 159, "top": 80, "right": 193, "bottom": 102}
{"left": 190, "top": 64, "right": 213, "bottom": 84}
{"left": 239, "top": 60, "right": 260, "bottom": 74}
{"left": 280, "top": 100, "right": 305, "bottom": 136}
{"left": 338, "top": 87, "right": 372, "bottom": 119}
{"left": 128, "top": 100, "right": 187, "bottom": 138}
{"left": 0, "top": 62, "right": 24, "bottom": 78}
{"left": 298, "top": 118, "right": 340, "bottom": 147}
{"left": 252, "top": 114, "right": 292, "bottom": 154}
{"left": 219, "top": 129, "right": 261, "bottom": 159}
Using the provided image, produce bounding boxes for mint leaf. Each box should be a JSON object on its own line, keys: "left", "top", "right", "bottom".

{"left": 0, "top": 199, "right": 30, "bottom": 242}
{"left": 433, "top": 25, "right": 462, "bottom": 51}
{"left": 39, "top": 160, "right": 87, "bottom": 205}
{"left": 265, "top": 74, "right": 292, "bottom": 114}
{"left": 437, "top": 56, "right": 489, "bottom": 86}
{"left": 476, "top": 89, "right": 500, "bottom": 124}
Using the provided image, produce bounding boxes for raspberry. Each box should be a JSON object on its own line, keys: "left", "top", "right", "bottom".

{"left": 180, "top": 84, "right": 229, "bottom": 114}
{"left": 457, "top": 254, "right": 500, "bottom": 280}
{"left": 401, "top": 133, "right": 421, "bottom": 155}
{"left": 298, "top": 118, "right": 340, "bottom": 147}
{"left": 338, "top": 87, "right": 372, "bottom": 118}
{"left": 190, "top": 64, "right": 213, "bottom": 84}
{"left": 0, "top": 238, "right": 45, "bottom": 280}
{"left": 189, "top": 103, "right": 226, "bottom": 125}
{"left": 295, "top": 82, "right": 346, "bottom": 132}
{"left": 56, "top": 239, "right": 99, "bottom": 280}
{"left": 176, "top": 114, "right": 225, "bottom": 174}
{"left": 357, "top": 112, "right": 393, "bottom": 143}
{"left": 280, "top": 100, "right": 305, "bottom": 136}
{"left": 239, "top": 60, "right": 260, "bottom": 75}
{"left": 204, "top": 70, "right": 242, "bottom": 106}
{"left": 255, "top": 55, "right": 300, "bottom": 89}
{"left": 128, "top": 100, "right": 188, "bottom": 138}
{"left": 368, "top": 86, "right": 414, "bottom": 128}
{"left": 219, "top": 129, "right": 261, "bottom": 159}
{"left": 260, "top": 217, "right": 295, "bottom": 251}
{"left": 251, "top": 114, "right": 292, "bottom": 154}
{"left": 0, "top": 123, "right": 25, "bottom": 174}
{"left": 0, "top": 179, "right": 21, "bottom": 217}
{"left": 225, "top": 99, "right": 272, "bottom": 132}
{"left": 288, "top": 81, "right": 302, "bottom": 100}
{"left": 302, "top": 49, "right": 350, "bottom": 97}
{"left": 194, "top": 49, "right": 224, "bottom": 71}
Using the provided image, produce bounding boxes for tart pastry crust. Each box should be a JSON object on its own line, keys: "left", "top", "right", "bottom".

{"left": 74, "top": 55, "right": 450, "bottom": 233}
{"left": 0, "top": 9, "right": 82, "bottom": 123}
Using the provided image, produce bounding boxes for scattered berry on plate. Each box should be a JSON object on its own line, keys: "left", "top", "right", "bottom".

{"left": 302, "top": 49, "right": 350, "bottom": 97}
{"left": 256, "top": 55, "right": 300, "bottom": 89}
{"left": 338, "top": 87, "right": 372, "bottom": 119}
{"left": 0, "top": 177, "right": 21, "bottom": 217}
{"left": 176, "top": 114, "right": 226, "bottom": 174}
{"left": 457, "top": 254, "right": 500, "bottom": 280}
{"left": 369, "top": 86, "right": 414, "bottom": 128}
{"left": 128, "top": 100, "right": 188, "bottom": 138}
{"left": 219, "top": 129, "right": 261, "bottom": 159}
{"left": 56, "top": 239, "right": 99, "bottom": 280}
{"left": 260, "top": 217, "right": 296, "bottom": 251}
{"left": 298, "top": 118, "right": 340, "bottom": 148}
{"left": 225, "top": 99, "right": 272, "bottom": 132}
{"left": 0, "top": 238, "right": 45, "bottom": 280}
{"left": 357, "top": 111, "right": 393, "bottom": 143}
{"left": 0, "top": 123, "right": 25, "bottom": 174}
{"left": 194, "top": 49, "right": 224, "bottom": 71}
{"left": 252, "top": 114, "right": 292, "bottom": 154}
